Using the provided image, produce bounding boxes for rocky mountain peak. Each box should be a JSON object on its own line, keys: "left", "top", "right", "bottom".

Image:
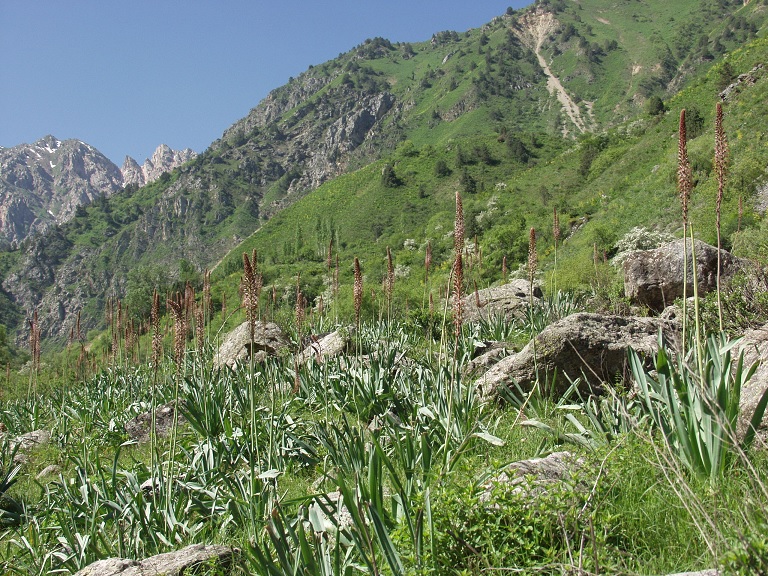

{"left": 0, "top": 136, "right": 123, "bottom": 247}
{"left": 121, "top": 144, "right": 197, "bottom": 187}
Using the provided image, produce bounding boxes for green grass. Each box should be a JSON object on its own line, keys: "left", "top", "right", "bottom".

{"left": 3, "top": 310, "right": 767, "bottom": 574}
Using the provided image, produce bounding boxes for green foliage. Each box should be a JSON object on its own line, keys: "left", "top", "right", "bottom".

{"left": 629, "top": 333, "right": 767, "bottom": 482}
{"left": 699, "top": 271, "right": 768, "bottom": 335}
{"left": 720, "top": 519, "right": 768, "bottom": 575}
{"left": 646, "top": 95, "right": 667, "bottom": 116}
{"left": 381, "top": 163, "right": 401, "bottom": 187}
{"left": 418, "top": 463, "right": 609, "bottom": 574}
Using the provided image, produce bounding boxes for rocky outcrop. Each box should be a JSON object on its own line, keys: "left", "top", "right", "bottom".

{"left": 119, "top": 155, "right": 144, "bottom": 187}
{"left": 0, "top": 136, "right": 123, "bottom": 246}
{"left": 476, "top": 313, "right": 679, "bottom": 399}
{"left": 214, "top": 321, "right": 290, "bottom": 369}
{"left": 73, "top": 544, "right": 235, "bottom": 576}
{"left": 719, "top": 63, "right": 764, "bottom": 101}
{"left": 121, "top": 144, "right": 197, "bottom": 188}
{"left": 623, "top": 239, "right": 742, "bottom": 312}
{"left": 221, "top": 73, "right": 397, "bottom": 215}
{"left": 461, "top": 279, "right": 542, "bottom": 324}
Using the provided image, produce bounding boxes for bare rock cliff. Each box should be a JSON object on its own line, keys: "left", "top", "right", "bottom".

{"left": 0, "top": 136, "right": 123, "bottom": 246}
{"left": 121, "top": 144, "right": 198, "bottom": 187}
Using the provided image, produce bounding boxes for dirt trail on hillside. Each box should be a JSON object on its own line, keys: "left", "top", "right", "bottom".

{"left": 514, "top": 10, "right": 590, "bottom": 136}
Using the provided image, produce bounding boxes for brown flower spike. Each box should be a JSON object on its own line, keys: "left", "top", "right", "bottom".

{"left": 677, "top": 109, "right": 693, "bottom": 227}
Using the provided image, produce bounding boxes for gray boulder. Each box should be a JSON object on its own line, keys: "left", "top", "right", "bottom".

{"left": 461, "top": 279, "right": 542, "bottom": 324}
{"left": 464, "top": 341, "right": 517, "bottom": 377}
{"left": 124, "top": 401, "right": 184, "bottom": 444}
{"left": 10, "top": 429, "right": 51, "bottom": 452}
{"left": 737, "top": 324, "right": 768, "bottom": 445}
{"left": 296, "top": 326, "right": 355, "bottom": 364}
{"left": 214, "top": 320, "right": 289, "bottom": 369}
{"left": 623, "top": 239, "right": 741, "bottom": 312}
{"left": 73, "top": 544, "right": 235, "bottom": 576}
{"left": 481, "top": 451, "right": 587, "bottom": 502}
{"left": 476, "top": 312, "right": 679, "bottom": 399}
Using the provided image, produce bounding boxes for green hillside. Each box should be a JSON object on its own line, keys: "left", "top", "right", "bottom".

{"left": 4, "top": 2, "right": 768, "bottom": 574}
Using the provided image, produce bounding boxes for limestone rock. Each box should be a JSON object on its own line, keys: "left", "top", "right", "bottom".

{"left": 460, "top": 279, "right": 542, "bottom": 324}
{"left": 481, "top": 451, "right": 587, "bottom": 503}
{"left": 214, "top": 321, "right": 289, "bottom": 369}
{"left": 36, "top": 464, "right": 61, "bottom": 480}
{"left": 719, "top": 63, "right": 763, "bottom": 101}
{"left": 10, "top": 429, "right": 51, "bottom": 452}
{"left": 121, "top": 144, "right": 198, "bottom": 188}
{"left": 464, "top": 341, "right": 517, "bottom": 377}
{"left": 296, "top": 327, "right": 355, "bottom": 364}
{"left": 623, "top": 239, "right": 742, "bottom": 312}
{"left": 476, "top": 313, "right": 679, "bottom": 399}
{"left": 737, "top": 324, "right": 768, "bottom": 445}
{"left": 124, "top": 401, "right": 185, "bottom": 444}
{"left": 73, "top": 543, "right": 235, "bottom": 576}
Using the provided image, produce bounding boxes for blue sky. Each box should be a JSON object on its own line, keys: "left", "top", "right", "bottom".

{"left": 0, "top": 1, "right": 531, "bottom": 165}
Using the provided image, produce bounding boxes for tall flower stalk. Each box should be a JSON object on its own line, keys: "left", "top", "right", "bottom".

{"left": 424, "top": 240, "right": 432, "bottom": 313}
{"left": 353, "top": 257, "right": 363, "bottom": 328}
{"left": 150, "top": 289, "right": 161, "bottom": 472}
{"left": 453, "top": 191, "right": 465, "bottom": 340}
{"left": 714, "top": 102, "right": 729, "bottom": 331}
{"left": 385, "top": 246, "right": 395, "bottom": 322}
{"left": 677, "top": 109, "right": 693, "bottom": 348}
{"left": 242, "top": 252, "right": 261, "bottom": 343}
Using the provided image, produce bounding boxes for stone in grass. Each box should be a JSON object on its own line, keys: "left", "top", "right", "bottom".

{"left": 73, "top": 543, "right": 236, "bottom": 576}
{"left": 36, "top": 464, "right": 61, "bottom": 480}
{"left": 463, "top": 341, "right": 518, "bottom": 378}
{"left": 664, "top": 571, "right": 720, "bottom": 576}
{"left": 475, "top": 312, "right": 679, "bottom": 400}
{"left": 737, "top": 323, "right": 768, "bottom": 445}
{"left": 480, "top": 451, "right": 588, "bottom": 503}
{"left": 296, "top": 326, "right": 356, "bottom": 364}
{"left": 124, "top": 401, "right": 185, "bottom": 444}
{"left": 3, "top": 429, "right": 52, "bottom": 464}
{"left": 214, "top": 320, "right": 290, "bottom": 369}
{"left": 459, "top": 279, "right": 542, "bottom": 324}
